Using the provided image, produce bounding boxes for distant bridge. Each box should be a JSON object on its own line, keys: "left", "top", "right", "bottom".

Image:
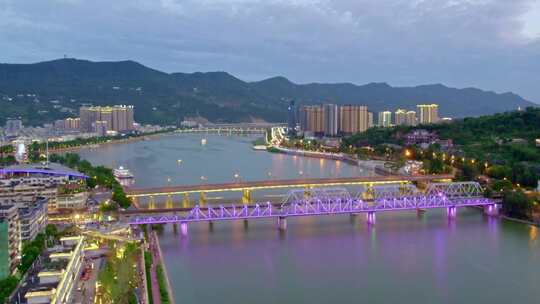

{"left": 125, "top": 174, "right": 454, "bottom": 208}
{"left": 126, "top": 174, "right": 454, "bottom": 197}
{"left": 175, "top": 127, "right": 267, "bottom": 134}
{"left": 125, "top": 182, "right": 499, "bottom": 234}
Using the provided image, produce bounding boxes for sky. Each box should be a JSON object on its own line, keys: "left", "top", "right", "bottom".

{"left": 1, "top": 0, "right": 539, "bottom": 102}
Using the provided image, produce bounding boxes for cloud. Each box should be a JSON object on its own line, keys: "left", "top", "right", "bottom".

{"left": 0, "top": 0, "right": 538, "bottom": 102}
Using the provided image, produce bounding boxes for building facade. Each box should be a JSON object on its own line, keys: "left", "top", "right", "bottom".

{"left": 19, "top": 198, "right": 48, "bottom": 243}
{"left": 378, "top": 111, "right": 392, "bottom": 127}
{"left": 417, "top": 104, "right": 439, "bottom": 124}
{"left": 5, "top": 118, "right": 23, "bottom": 137}
{"left": 323, "top": 104, "right": 339, "bottom": 137}
{"left": 79, "top": 105, "right": 135, "bottom": 133}
{"left": 302, "top": 105, "right": 325, "bottom": 135}
{"left": 0, "top": 205, "right": 20, "bottom": 279}
{"left": 339, "top": 105, "right": 369, "bottom": 135}
{"left": 56, "top": 192, "right": 88, "bottom": 210}
{"left": 405, "top": 111, "right": 417, "bottom": 126}
{"left": 394, "top": 109, "right": 407, "bottom": 126}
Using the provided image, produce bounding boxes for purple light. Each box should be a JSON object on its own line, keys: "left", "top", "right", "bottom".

{"left": 129, "top": 196, "right": 498, "bottom": 225}
{"left": 0, "top": 168, "right": 87, "bottom": 179}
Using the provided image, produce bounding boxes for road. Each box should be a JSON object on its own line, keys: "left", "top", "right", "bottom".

{"left": 126, "top": 174, "right": 454, "bottom": 197}
{"left": 148, "top": 233, "right": 162, "bottom": 304}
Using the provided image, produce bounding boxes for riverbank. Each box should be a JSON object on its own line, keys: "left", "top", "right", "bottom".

{"left": 153, "top": 231, "right": 175, "bottom": 304}
{"left": 44, "top": 130, "right": 177, "bottom": 154}
{"left": 501, "top": 215, "right": 540, "bottom": 226}
{"left": 269, "top": 146, "right": 360, "bottom": 165}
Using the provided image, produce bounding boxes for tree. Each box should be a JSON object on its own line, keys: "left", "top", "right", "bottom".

{"left": 502, "top": 190, "right": 533, "bottom": 220}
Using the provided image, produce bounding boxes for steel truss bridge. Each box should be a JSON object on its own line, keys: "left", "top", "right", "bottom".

{"left": 126, "top": 174, "right": 454, "bottom": 204}
{"left": 126, "top": 182, "right": 499, "bottom": 234}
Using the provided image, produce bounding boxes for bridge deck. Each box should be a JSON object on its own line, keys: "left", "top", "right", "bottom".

{"left": 126, "top": 196, "right": 497, "bottom": 225}
{"left": 126, "top": 174, "right": 453, "bottom": 197}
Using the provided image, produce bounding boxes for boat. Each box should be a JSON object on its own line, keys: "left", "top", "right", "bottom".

{"left": 113, "top": 166, "right": 135, "bottom": 186}
{"left": 201, "top": 138, "right": 207, "bottom": 146}
{"left": 252, "top": 145, "right": 268, "bottom": 151}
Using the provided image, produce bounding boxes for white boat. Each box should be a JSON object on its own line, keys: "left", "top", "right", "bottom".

{"left": 114, "top": 166, "right": 134, "bottom": 179}
{"left": 113, "top": 166, "right": 135, "bottom": 186}
{"left": 201, "top": 138, "right": 207, "bottom": 146}
{"left": 252, "top": 145, "right": 267, "bottom": 151}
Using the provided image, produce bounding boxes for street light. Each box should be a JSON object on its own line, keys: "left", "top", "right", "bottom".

{"left": 404, "top": 149, "right": 411, "bottom": 158}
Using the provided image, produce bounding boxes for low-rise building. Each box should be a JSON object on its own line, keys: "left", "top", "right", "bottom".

{"left": 0, "top": 163, "right": 86, "bottom": 213}
{"left": 56, "top": 191, "right": 88, "bottom": 211}
{"left": 25, "top": 236, "right": 85, "bottom": 304}
{"left": 404, "top": 129, "right": 438, "bottom": 146}
{"left": 19, "top": 198, "right": 48, "bottom": 242}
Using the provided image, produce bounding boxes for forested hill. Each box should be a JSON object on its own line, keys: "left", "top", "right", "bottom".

{"left": 0, "top": 58, "right": 535, "bottom": 125}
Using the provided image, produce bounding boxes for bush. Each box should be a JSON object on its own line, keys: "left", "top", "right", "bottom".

{"left": 502, "top": 190, "right": 534, "bottom": 220}
{"left": 144, "top": 251, "right": 153, "bottom": 304}
{"left": 156, "top": 264, "right": 170, "bottom": 304}
{"left": 0, "top": 276, "right": 19, "bottom": 303}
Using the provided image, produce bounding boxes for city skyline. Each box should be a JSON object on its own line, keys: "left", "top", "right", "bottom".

{"left": 1, "top": 1, "right": 539, "bottom": 103}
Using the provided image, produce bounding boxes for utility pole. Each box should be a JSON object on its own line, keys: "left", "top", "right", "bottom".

{"left": 46, "top": 137, "right": 49, "bottom": 167}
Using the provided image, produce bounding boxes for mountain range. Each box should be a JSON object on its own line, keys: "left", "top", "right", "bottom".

{"left": 0, "top": 58, "right": 535, "bottom": 126}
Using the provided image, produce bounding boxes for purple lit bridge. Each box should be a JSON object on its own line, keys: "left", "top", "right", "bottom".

{"left": 125, "top": 182, "right": 500, "bottom": 235}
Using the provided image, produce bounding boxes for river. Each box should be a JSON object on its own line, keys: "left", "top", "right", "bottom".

{"left": 80, "top": 133, "right": 540, "bottom": 303}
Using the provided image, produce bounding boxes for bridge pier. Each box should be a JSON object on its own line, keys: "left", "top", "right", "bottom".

{"left": 166, "top": 195, "right": 173, "bottom": 209}
{"left": 199, "top": 192, "right": 206, "bottom": 206}
{"left": 242, "top": 189, "right": 252, "bottom": 204}
{"left": 278, "top": 216, "right": 287, "bottom": 230}
{"left": 149, "top": 196, "right": 156, "bottom": 210}
{"left": 447, "top": 206, "right": 457, "bottom": 219}
{"left": 180, "top": 222, "right": 188, "bottom": 237}
{"left": 182, "top": 193, "right": 190, "bottom": 208}
{"left": 366, "top": 212, "right": 376, "bottom": 225}
{"left": 484, "top": 204, "right": 499, "bottom": 217}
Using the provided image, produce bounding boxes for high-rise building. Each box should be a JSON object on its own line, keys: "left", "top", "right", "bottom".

{"left": 417, "top": 104, "right": 439, "bottom": 124}
{"left": 339, "top": 105, "right": 369, "bottom": 135}
{"left": 378, "top": 111, "right": 392, "bottom": 127}
{"left": 0, "top": 205, "right": 20, "bottom": 279}
{"left": 54, "top": 118, "right": 80, "bottom": 132}
{"left": 368, "top": 112, "right": 374, "bottom": 129}
{"left": 323, "top": 104, "right": 339, "bottom": 137}
{"left": 405, "top": 111, "right": 417, "bottom": 126}
{"left": 394, "top": 109, "right": 407, "bottom": 126}
{"left": 79, "top": 105, "right": 135, "bottom": 133}
{"left": 303, "top": 105, "right": 325, "bottom": 135}
{"left": 93, "top": 121, "right": 108, "bottom": 137}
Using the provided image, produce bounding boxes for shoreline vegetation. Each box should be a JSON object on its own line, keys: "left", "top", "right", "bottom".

{"left": 48, "top": 153, "right": 132, "bottom": 210}
{"left": 267, "top": 108, "right": 540, "bottom": 223}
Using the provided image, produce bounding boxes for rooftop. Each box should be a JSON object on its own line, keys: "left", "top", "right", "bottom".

{"left": 0, "top": 162, "right": 87, "bottom": 179}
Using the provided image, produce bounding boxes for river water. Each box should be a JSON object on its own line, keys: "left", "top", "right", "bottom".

{"left": 80, "top": 133, "right": 540, "bottom": 303}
